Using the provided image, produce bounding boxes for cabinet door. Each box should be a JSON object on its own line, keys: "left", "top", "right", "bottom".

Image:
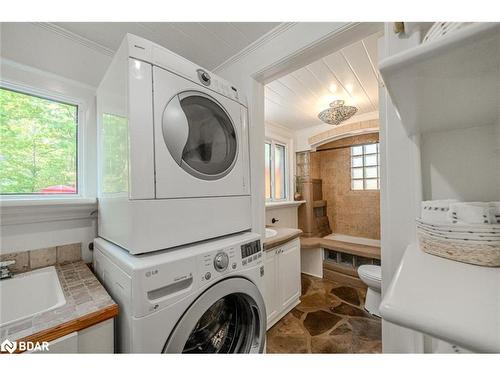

{"left": 24, "top": 332, "right": 78, "bottom": 354}
{"left": 278, "top": 238, "right": 301, "bottom": 309}
{"left": 263, "top": 248, "right": 279, "bottom": 324}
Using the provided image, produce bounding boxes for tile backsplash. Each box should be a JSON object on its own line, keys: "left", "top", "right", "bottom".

{"left": 29, "top": 247, "right": 57, "bottom": 269}
{"left": 0, "top": 243, "right": 82, "bottom": 273}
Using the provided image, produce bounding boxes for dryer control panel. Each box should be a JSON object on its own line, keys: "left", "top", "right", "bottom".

{"left": 196, "top": 68, "right": 239, "bottom": 101}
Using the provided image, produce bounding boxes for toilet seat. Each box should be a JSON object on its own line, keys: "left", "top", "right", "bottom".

{"left": 358, "top": 265, "right": 381, "bottom": 282}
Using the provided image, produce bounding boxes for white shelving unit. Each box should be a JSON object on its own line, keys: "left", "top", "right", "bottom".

{"left": 380, "top": 244, "right": 500, "bottom": 353}
{"left": 379, "top": 22, "right": 500, "bottom": 353}
{"left": 379, "top": 23, "right": 500, "bottom": 135}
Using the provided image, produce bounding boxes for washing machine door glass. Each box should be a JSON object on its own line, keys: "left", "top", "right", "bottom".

{"left": 183, "top": 294, "right": 252, "bottom": 353}
{"left": 163, "top": 278, "right": 266, "bottom": 354}
{"left": 162, "top": 91, "right": 238, "bottom": 181}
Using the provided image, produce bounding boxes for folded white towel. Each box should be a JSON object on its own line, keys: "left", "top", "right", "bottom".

{"left": 421, "top": 199, "right": 457, "bottom": 223}
{"left": 449, "top": 202, "right": 494, "bottom": 224}
{"left": 490, "top": 202, "right": 500, "bottom": 224}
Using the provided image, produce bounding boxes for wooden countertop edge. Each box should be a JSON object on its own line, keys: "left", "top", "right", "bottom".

{"left": 12, "top": 303, "right": 119, "bottom": 353}
{"left": 300, "top": 237, "right": 381, "bottom": 259}
{"left": 263, "top": 230, "right": 302, "bottom": 250}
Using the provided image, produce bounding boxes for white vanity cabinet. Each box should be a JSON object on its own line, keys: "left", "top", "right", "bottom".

{"left": 263, "top": 237, "right": 301, "bottom": 329}
{"left": 25, "top": 318, "right": 114, "bottom": 354}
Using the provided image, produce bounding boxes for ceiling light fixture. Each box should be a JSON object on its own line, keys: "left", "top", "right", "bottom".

{"left": 318, "top": 100, "right": 357, "bottom": 125}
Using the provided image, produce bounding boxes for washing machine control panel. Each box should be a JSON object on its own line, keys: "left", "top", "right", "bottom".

{"left": 200, "top": 246, "right": 237, "bottom": 285}
{"left": 213, "top": 252, "right": 229, "bottom": 272}
{"left": 240, "top": 240, "right": 262, "bottom": 267}
{"left": 198, "top": 238, "right": 262, "bottom": 286}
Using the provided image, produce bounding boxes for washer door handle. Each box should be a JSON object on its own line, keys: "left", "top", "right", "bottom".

{"left": 162, "top": 95, "right": 189, "bottom": 165}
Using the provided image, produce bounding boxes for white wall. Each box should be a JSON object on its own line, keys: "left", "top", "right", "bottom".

{"left": 265, "top": 122, "right": 295, "bottom": 142}
{"left": 0, "top": 23, "right": 111, "bottom": 86}
{"left": 0, "top": 23, "right": 105, "bottom": 260}
{"left": 265, "top": 205, "right": 301, "bottom": 228}
{"left": 1, "top": 217, "right": 96, "bottom": 262}
{"left": 421, "top": 124, "right": 500, "bottom": 202}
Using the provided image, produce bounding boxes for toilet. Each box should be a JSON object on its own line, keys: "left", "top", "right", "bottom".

{"left": 357, "top": 265, "right": 382, "bottom": 317}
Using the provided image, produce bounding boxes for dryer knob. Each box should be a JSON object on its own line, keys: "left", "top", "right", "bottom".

{"left": 197, "top": 69, "right": 211, "bottom": 86}
{"left": 214, "top": 252, "right": 229, "bottom": 272}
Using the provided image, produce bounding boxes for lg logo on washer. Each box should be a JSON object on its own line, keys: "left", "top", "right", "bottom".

{"left": 145, "top": 269, "right": 159, "bottom": 278}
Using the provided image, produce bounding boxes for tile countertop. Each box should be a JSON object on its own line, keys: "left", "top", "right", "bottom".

{"left": 0, "top": 261, "right": 118, "bottom": 349}
{"left": 380, "top": 243, "right": 500, "bottom": 353}
{"left": 263, "top": 227, "right": 302, "bottom": 250}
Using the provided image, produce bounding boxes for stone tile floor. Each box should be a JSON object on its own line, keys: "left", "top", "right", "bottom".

{"left": 266, "top": 274, "right": 382, "bottom": 353}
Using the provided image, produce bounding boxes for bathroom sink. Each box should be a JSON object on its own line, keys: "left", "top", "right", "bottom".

{"left": 265, "top": 228, "right": 278, "bottom": 239}
{"left": 0, "top": 266, "right": 66, "bottom": 328}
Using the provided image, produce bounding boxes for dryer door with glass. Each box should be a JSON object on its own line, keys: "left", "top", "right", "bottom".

{"left": 153, "top": 66, "right": 250, "bottom": 199}
{"left": 163, "top": 277, "right": 266, "bottom": 353}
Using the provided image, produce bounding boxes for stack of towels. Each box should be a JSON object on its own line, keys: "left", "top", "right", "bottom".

{"left": 417, "top": 200, "right": 500, "bottom": 244}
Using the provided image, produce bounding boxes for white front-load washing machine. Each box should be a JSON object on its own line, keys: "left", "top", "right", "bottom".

{"left": 97, "top": 34, "right": 252, "bottom": 254}
{"left": 93, "top": 232, "right": 266, "bottom": 353}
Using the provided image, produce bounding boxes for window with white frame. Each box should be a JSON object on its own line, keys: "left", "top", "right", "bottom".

{"left": 351, "top": 143, "right": 380, "bottom": 190}
{"left": 265, "top": 140, "right": 287, "bottom": 201}
{"left": 0, "top": 86, "right": 78, "bottom": 195}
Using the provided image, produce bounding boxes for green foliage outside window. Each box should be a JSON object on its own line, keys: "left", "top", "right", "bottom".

{"left": 101, "top": 113, "right": 128, "bottom": 194}
{"left": 0, "top": 87, "right": 78, "bottom": 195}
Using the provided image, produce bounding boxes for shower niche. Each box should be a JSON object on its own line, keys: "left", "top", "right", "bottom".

{"left": 296, "top": 151, "right": 331, "bottom": 237}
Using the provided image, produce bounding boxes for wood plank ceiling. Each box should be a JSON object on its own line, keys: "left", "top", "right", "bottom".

{"left": 53, "top": 22, "right": 280, "bottom": 70}
{"left": 265, "top": 32, "right": 383, "bottom": 130}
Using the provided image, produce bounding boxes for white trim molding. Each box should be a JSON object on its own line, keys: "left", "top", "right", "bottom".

{"left": 253, "top": 22, "right": 383, "bottom": 84}
{"left": 34, "top": 23, "right": 115, "bottom": 57}
{"left": 0, "top": 198, "right": 97, "bottom": 226}
{"left": 213, "top": 23, "right": 297, "bottom": 73}
{"left": 265, "top": 200, "right": 305, "bottom": 209}
{"left": 308, "top": 118, "right": 380, "bottom": 150}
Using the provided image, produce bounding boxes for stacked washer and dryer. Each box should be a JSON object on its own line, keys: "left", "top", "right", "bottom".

{"left": 94, "top": 34, "right": 266, "bottom": 353}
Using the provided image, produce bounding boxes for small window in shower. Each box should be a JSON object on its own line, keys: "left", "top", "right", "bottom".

{"left": 351, "top": 143, "right": 380, "bottom": 190}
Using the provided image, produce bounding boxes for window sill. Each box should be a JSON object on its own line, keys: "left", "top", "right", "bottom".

{"left": 265, "top": 200, "right": 306, "bottom": 209}
{"left": 0, "top": 197, "right": 97, "bottom": 225}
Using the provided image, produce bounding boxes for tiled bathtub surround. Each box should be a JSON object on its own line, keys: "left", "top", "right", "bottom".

{"left": 0, "top": 243, "right": 82, "bottom": 273}
{"left": 0, "top": 261, "right": 116, "bottom": 342}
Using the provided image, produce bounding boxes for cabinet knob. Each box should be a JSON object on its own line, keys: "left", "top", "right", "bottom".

{"left": 393, "top": 22, "right": 405, "bottom": 34}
